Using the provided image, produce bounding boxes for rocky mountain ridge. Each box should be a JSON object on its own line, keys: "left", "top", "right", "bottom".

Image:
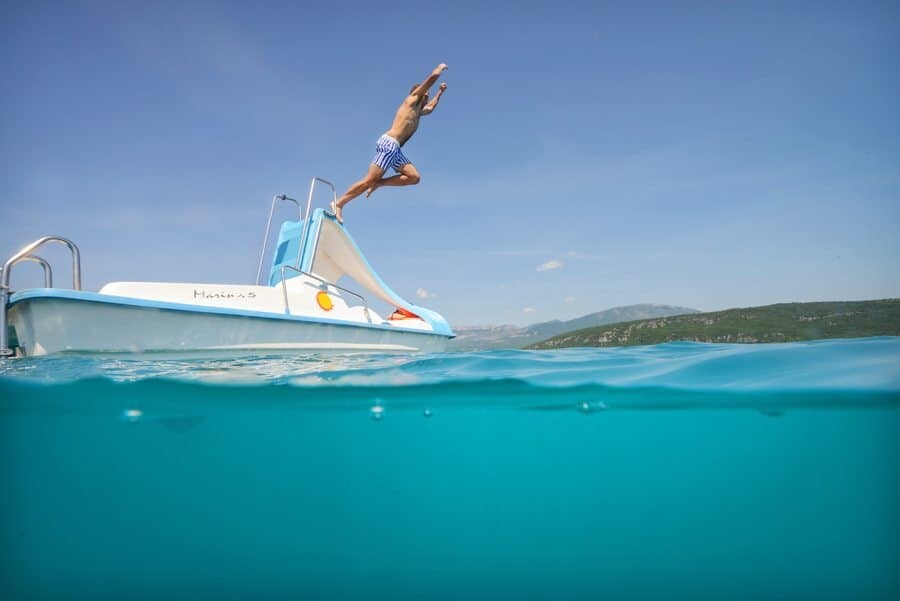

{"left": 450, "top": 304, "right": 700, "bottom": 350}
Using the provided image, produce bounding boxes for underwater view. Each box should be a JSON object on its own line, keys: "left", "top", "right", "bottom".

{"left": 1, "top": 337, "right": 899, "bottom": 599}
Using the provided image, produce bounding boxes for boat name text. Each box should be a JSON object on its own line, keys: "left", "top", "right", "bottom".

{"left": 193, "top": 289, "right": 257, "bottom": 300}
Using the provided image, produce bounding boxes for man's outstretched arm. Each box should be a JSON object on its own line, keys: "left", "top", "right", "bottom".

{"left": 421, "top": 83, "right": 447, "bottom": 115}
{"left": 412, "top": 63, "right": 448, "bottom": 98}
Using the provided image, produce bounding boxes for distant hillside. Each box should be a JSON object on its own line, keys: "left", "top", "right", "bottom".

{"left": 449, "top": 304, "right": 699, "bottom": 350}
{"left": 528, "top": 299, "right": 900, "bottom": 349}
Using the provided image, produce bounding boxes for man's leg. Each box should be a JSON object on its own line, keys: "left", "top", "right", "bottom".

{"left": 365, "top": 163, "right": 421, "bottom": 198}
{"left": 332, "top": 163, "right": 385, "bottom": 223}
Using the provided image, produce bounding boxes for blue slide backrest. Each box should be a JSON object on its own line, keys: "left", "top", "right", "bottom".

{"left": 267, "top": 220, "right": 304, "bottom": 286}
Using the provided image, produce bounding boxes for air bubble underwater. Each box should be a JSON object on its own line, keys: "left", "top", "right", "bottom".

{"left": 370, "top": 401, "right": 384, "bottom": 421}
{"left": 578, "top": 401, "right": 608, "bottom": 414}
{"left": 369, "top": 402, "right": 434, "bottom": 420}
{"left": 121, "top": 409, "right": 143, "bottom": 423}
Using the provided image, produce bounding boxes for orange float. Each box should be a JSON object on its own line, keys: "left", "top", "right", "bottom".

{"left": 316, "top": 290, "right": 333, "bottom": 311}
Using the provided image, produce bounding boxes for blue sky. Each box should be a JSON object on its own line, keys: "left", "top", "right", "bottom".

{"left": 2, "top": 0, "right": 898, "bottom": 326}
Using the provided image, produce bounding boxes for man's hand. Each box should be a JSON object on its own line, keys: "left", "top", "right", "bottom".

{"left": 414, "top": 64, "right": 448, "bottom": 100}
{"left": 422, "top": 81, "right": 447, "bottom": 115}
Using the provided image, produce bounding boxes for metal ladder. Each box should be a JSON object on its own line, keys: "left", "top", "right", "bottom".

{"left": 1, "top": 237, "right": 82, "bottom": 358}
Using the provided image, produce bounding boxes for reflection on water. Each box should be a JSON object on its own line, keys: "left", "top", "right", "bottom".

{"left": 2, "top": 337, "right": 899, "bottom": 390}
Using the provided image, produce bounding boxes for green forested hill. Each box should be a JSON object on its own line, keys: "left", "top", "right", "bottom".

{"left": 528, "top": 299, "right": 900, "bottom": 349}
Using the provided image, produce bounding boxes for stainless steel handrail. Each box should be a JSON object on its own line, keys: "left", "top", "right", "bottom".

{"left": 255, "top": 194, "right": 302, "bottom": 285}
{"left": 2, "top": 236, "right": 82, "bottom": 357}
{"left": 8, "top": 255, "right": 54, "bottom": 288}
{"left": 2, "top": 236, "right": 80, "bottom": 291}
{"left": 296, "top": 177, "right": 337, "bottom": 271}
{"left": 279, "top": 265, "right": 371, "bottom": 323}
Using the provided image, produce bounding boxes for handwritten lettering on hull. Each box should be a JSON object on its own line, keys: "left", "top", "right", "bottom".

{"left": 193, "top": 289, "right": 257, "bottom": 300}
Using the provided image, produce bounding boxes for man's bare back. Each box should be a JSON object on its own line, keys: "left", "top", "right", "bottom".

{"left": 331, "top": 63, "right": 449, "bottom": 224}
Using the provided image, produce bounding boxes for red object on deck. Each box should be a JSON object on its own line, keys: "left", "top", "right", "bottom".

{"left": 389, "top": 307, "right": 421, "bottom": 321}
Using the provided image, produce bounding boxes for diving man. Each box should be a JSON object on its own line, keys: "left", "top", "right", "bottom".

{"left": 331, "top": 63, "right": 448, "bottom": 224}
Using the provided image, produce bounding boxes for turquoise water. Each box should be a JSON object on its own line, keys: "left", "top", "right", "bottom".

{"left": 1, "top": 338, "right": 899, "bottom": 599}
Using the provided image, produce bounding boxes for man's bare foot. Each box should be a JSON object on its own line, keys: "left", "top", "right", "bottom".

{"left": 330, "top": 201, "right": 343, "bottom": 224}
{"left": 364, "top": 182, "right": 380, "bottom": 198}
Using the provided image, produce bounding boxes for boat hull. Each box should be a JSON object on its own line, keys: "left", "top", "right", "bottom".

{"left": 8, "top": 296, "right": 449, "bottom": 356}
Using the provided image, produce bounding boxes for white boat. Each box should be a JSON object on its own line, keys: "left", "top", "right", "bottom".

{"left": 1, "top": 178, "right": 454, "bottom": 357}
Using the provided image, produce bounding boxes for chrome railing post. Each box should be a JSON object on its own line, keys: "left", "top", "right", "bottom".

{"left": 255, "top": 194, "right": 302, "bottom": 285}
{"left": 0, "top": 283, "right": 11, "bottom": 357}
{"left": 280, "top": 265, "right": 291, "bottom": 314}
{"left": 18, "top": 255, "right": 54, "bottom": 288}
{"left": 297, "top": 177, "right": 336, "bottom": 270}
{"left": 255, "top": 195, "right": 280, "bottom": 286}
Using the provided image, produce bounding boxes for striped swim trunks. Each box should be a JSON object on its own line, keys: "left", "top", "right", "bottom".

{"left": 371, "top": 134, "right": 411, "bottom": 172}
